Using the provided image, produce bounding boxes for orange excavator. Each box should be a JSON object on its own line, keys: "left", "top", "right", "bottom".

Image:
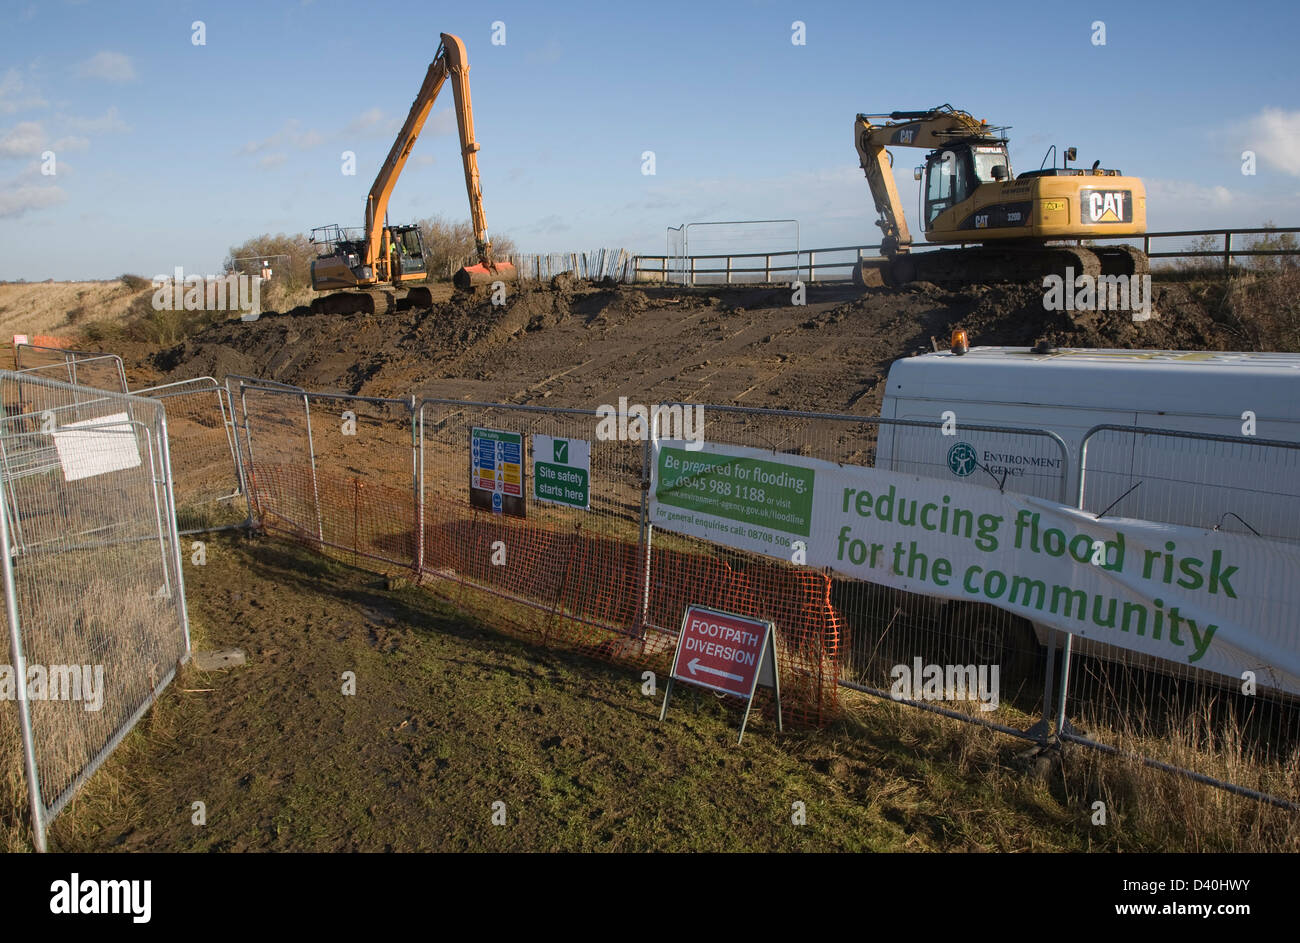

{"left": 309, "top": 32, "right": 516, "bottom": 315}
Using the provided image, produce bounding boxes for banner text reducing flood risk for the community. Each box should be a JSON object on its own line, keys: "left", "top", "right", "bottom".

{"left": 650, "top": 439, "right": 1300, "bottom": 696}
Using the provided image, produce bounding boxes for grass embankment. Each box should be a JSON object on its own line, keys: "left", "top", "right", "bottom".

{"left": 0, "top": 533, "right": 1289, "bottom": 852}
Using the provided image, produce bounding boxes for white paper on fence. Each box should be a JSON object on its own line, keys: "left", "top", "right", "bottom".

{"left": 52, "top": 411, "right": 142, "bottom": 482}
{"left": 649, "top": 437, "right": 1300, "bottom": 697}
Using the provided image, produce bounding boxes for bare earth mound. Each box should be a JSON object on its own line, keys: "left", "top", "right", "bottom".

{"left": 132, "top": 278, "right": 1274, "bottom": 416}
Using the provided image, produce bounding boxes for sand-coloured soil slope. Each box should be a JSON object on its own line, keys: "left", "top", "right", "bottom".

{"left": 0, "top": 280, "right": 155, "bottom": 341}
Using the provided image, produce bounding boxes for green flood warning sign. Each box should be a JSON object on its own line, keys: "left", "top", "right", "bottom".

{"left": 533, "top": 435, "right": 591, "bottom": 510}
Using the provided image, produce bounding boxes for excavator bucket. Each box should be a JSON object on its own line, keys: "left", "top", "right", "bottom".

{"left": 453, "top": 260, "right": 518, "bottom": 289}
{"left": 852, "top": 259, "right": 890, "bottom": 288}
{"left": 404, "top": 286, "right": 434, "bottom": 307}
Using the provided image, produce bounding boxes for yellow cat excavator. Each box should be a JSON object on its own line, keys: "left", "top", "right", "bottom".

{"left": 853, "top": 105, "right": 1147, "bottom": 287}
{"left": 309, "top": 32, "right": 516, "bottom": 315}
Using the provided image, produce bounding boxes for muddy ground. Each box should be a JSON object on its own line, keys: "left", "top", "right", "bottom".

{"left": 121, "top": 277, "right": 1248, "bottom": 415}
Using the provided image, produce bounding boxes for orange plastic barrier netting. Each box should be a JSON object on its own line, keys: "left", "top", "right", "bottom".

{"left": 250, "top": 462, "right": 844, "bottom": 725}
{"left": 250, "top": 463, "right": 417, "bottom": 566}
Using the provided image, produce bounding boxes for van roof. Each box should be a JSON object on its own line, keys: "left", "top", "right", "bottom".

{"left": 886, "top": 347, "right": 1300, "bottom": 416}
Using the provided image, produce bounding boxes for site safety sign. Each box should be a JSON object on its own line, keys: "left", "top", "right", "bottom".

{"left": 532, "top": 434, "right": 591, "bottom": 509}
{"left": 660, "top": 604, "right": 782, "bottom": 743}
{"left": 470, "top": 427, "right": 525, "bottom": 517}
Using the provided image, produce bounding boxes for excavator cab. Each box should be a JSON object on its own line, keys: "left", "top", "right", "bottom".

{"left": 310, "top": 223, "right": 428, "bottom": 292}
{"left": 920, "top": 143, "right": 1011, "bottom": 230}
{"left": 309, "top": 225, "right": 370, "bottom": 291}
{"left": 386, "top": 225, "right": 428, "bottom": 281}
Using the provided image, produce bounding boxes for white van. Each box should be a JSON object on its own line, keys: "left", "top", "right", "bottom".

{"left": 879, "top": 346, "right": 1300, "bottom": 533}
{"left": 873, "top": 346, "right": 1300, "bottom": 676}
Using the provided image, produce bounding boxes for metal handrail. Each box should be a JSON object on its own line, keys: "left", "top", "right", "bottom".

{"left": 637, "top": 225, "right": 1300, "bottom": 282}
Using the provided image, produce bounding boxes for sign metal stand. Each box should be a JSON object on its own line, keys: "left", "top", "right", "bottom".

{"left": 659, "top": 604, "right": 782, "bottom": 745}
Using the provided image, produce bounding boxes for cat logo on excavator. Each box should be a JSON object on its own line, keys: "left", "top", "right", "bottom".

{"left": 1087, "top": 190, "right": 1130, "bottom": 223}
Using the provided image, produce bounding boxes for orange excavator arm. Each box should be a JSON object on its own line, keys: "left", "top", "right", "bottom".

{"left": 363, "top": 32, "right": 503, "bottom": 277}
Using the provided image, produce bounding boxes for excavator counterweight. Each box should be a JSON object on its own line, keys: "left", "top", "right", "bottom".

{"left": 309, "top": 32, "right": 515, "bottom": 315}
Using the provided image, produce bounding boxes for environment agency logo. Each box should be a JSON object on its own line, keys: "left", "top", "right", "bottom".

{"left": 947, "top": 442, "right": 977, "bottom": 477}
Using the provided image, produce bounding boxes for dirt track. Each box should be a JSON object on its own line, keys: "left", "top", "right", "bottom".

{"left": 123, "top": 277, "right": 1245, "bottom": 414}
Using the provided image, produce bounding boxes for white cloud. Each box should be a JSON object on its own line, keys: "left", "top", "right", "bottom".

{"left": 525, "top": 39, "right": 563, "bottom": 66}
{"left": 0, "top": 121, "right": 45, "bottom": 159}
{"left": 521, "top": 213, "right": 571, "bottom": 234}
{"left": 62, "top": 107, "right": 129, "bottom": 134}
{"left": 1141, "top": 177, "right": 1300, "bottom": 231}
{"left": 1241, "top": 108, "right": 1300, "bottom": 177}
{"left": 428, "top": 107, "right": 455, "bottom": 136}
{"left": 342, "top": 106, "right": 452, "bottom": 140}
{"left": 0, "top": 182, "right": 65, "bottom": 218}
{"left": 343, "top": 107, "right": 401, "bottom": 138}
{"left": 1144, "top": 178, "right": 1234, "bottom": 211}
{"left": 258, "top": 153, "right": 287, "bottom": 169}
{"left": 76, "top": 51, "right": 137, "bottom": 83}
{"left": 241, "top": 119, "right": 323, "bottom": 155}
{"left": 631, "top": 165, "right": 866, "bottom": 227}
{"left": 51, "top": 135, "right": 89, "bottom": 152}
{"left": 0, "top": 68, "right": 47, "bottom": 115}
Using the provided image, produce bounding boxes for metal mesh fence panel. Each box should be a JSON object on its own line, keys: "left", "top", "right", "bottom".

{"left": 237, "top": 383, "right": 418, "bottom": 570}
{"left": 0, "top": 371, "right": 189, "bottom": 851}
{"left": 237, "top": 382, "right": 322, "bottom": 545}
{"left": 666, "top": 226, "right": 686, "bottom": 286}
{"left": 13, "top": 346, "right": 128, "bottom": 394}
{"left": 1062, "top": 426, "right": 1300, "bottom": 803}
{"left": 136, "top": 378, "right": 249, "bottom": 534}
{"left": 661, "top": 407, "right": 1070, "bottom": 729}
{"left": 417, "top": 400, "right": 646, "bottom": 648}
{"left": 300, "top": 392, "right": 415, "bottom": 569}
{"left": 506, "top": 250, "right": 636, "bottom": 284}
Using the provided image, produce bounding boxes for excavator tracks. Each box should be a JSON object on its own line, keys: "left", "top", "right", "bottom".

{"left": 1094, "top": 243, "right": 1149, "bottom": 278}
{"left": 852, "top": 242, "right": 1151, "bottom": 321}
{"left": 309, "top": 286, "right": 436, "bottom": 317}
{"left": 903, "top": 244, "right": 1101, "bottom": 287}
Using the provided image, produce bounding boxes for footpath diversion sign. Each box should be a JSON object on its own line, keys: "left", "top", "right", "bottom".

{"left": 659, "top": 604, "right": 782, "bottom": 744}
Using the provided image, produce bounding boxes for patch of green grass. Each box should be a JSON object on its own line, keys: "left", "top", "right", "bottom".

{"left": 23, "top": 532, "right": 1299, "bottom": 853}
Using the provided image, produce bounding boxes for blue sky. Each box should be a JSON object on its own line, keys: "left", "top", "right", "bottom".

{"left": 1, "top": 0, "right": 1297, "bottom": 279}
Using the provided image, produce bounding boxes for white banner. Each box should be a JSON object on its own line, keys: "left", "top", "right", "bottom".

{"left": 650, "top": 439, "right": 1300, "bottom": 696}
{"left": 53, "top": 412, "right": 142, "bottom": 482}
